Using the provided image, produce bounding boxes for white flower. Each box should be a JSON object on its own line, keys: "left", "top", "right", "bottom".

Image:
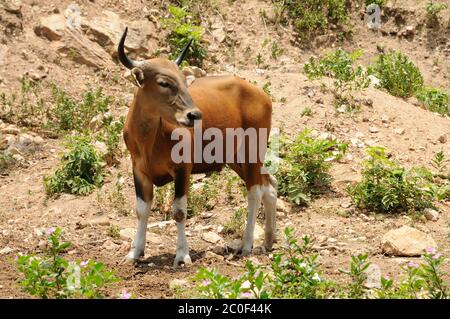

{"left": 241, "top": 280, "right": 251, "bottom": 289}
{"left": 312, "top": 273, "right": 321, "bottom": 282}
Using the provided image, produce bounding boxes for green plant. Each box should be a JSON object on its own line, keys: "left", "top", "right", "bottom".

{"left": 262, "top": 82, "right": 272, "bottom": 97}
{"left": 188, "top": 173, "right": 220, "bottom": 217}
{"left": 270, "top": 41, "right": 284, "bottom": 60}
{"left": 162, "top": 5, "right": 207, "bottom": 66}
{"left": 426, "top": 1, "right": 448, "bottom": 25}
{"left": 339, "top": 254, "right": 371, "bottom": 298}
{"left": 416, "top": 87, "right": 449, "bottom": 116}
{"left": 0, "top": 150, "right": 16, "bottom": 174}
{"left": 274, "top": 0, "right": 348, "bottom": 41}
{"left": 96, "top": 115, "right": 125, "bottom": 164}
{"left": 369, "top": 51, "right": 424, "bottom": 98}
{"left": 107, "top": 224, "right": 121, "bottom": 239}
{"left": 301, "top": 107, "right": 313, "bottom": 117}
{"left": 44, "top": 135, "right": 104, "bottom": 196}
{"left": 49, "top": 85, "right": 111, "bottom": 134}
{"left": 348, "top": 147, "right": 435, "bottom": 213}
{"left": 223, "top": 207, "right": 246, "bottom": 236}
{"left": 16, "top": 227, "right": 119, "bottom": 299}
{"left": 277, "top": 129, "right": 347, "bottom": 206}
{"left": 365, "top": 0, "right": 386, "bottom": 6}
{"left": 304, "top": 49, "right": 369, "bottom": 110}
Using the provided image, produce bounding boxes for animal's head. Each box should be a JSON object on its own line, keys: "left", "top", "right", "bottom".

{"left": 118, "top": 27, "right": 202, "bottom": 127}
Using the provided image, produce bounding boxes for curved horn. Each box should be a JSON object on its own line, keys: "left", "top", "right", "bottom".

{"left": 174, "top": 39, "right": 193, "bottom": 66}
{"left": 118, "top": 27, "right": 137, "bottom": 69}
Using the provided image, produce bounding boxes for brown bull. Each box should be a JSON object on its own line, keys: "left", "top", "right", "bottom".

{"left": 118, "top": 27, "right": 277, "bottom": 267}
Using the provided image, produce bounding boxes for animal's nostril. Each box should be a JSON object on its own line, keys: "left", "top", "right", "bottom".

{"left": 187, "top": 110, "right": 202, "bottom": 121}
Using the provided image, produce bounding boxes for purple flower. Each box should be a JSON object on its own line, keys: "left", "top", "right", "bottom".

{"left": 14, "top": 255, "right": 18, "bottom": 261}
{"left": 426, "top": 247, "right": 436, "bottom": 255}
{"left": 407, "top": 261, "right": 419, "bottom": 268}
{"left": 202, "top": 279, "right": 211, "bottom": 286}
{"left": 241, "top": 291, "right": 252, "bottom": 298}
{"left": 119, "top": 290, "right": 132, "bottom": 299}
{"left": 46, "top": 227, "right": 56, "bottom": 235}
{"left": 383, "top": 275, "right": 390, "bottom": 280}
{"left": 80, "top": 260, "right": 89, "bottom": 267}
{"left": 432, "top": 253, "right": 442, "bottom": 260}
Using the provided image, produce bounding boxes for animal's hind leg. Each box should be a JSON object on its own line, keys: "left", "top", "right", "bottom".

{"left": 240, "top": 163, "right": 264, "bottom": 256}
{"left": 126, "top": 169, "right": 153, "bottom": 262}
{"left": 262, "top": 174, "right": 277, "bottom": 251}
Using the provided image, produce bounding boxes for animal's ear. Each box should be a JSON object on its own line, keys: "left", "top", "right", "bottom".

{"left": 130, "top": 68, "right": 145, "bottom": 87}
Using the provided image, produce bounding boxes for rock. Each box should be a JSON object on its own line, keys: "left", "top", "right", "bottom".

{"left": 211, "top": 21, "right": 226, "bottom": 43}
{"left": 205, "top": 251, "right": 224, "bottom": 261}
{"left": 438, "top": 135, "right": 447, "bottom": 144}
{"left": 120, "top": 228, "right": 136, "bottom": 240}
{"left": 93, "top": 141, "right": 108, "bottom": 157}
{"left": 276, "top": 198, "right": 291, "bottom": 213}
{"left": 89, "top": 216, "right": 110, "bottom": 226}
{"left": 1, "top": 126, "right": 20, "bottom": 135}
{"left": 82, "top": 11, "right": 157, "bottom": 58}
{"left": 3, "top": 0, "right": 22, "bottom": 15}
{"left": 394, "top": 128, "right": 405, "bottom": 135}
{"left": 423, "top": 208, "right": 439, "bottom": 222}
{"left": 54, "top": 33, "right": 110, "bottom": 69}
{"left": 381, "top": 226, "right": 437, "bottom": 256}
{"left": 369, "top": 126, "right": 379, "bottom": 133}
{"left": 169, "top": 278, "right": 189, "bottom": 290}
{"left": 34, "top": 14, "right": 66, "bottom": 41}
{"left": 226, "top": 239, "right": 242, "bottom": 253}
{"left": 0, "top": 246, "right": 13, "bottom": 255}
{"left": 368, "top": 75, "right": 380, "bottom": 88}
{"left": 364, "top": 264, "right": 382, "bottom": 289}
{"left": 182, "top": 67, "right": 195, "bottom": 77}
{"left": 191, "top": 66, "right": 206, "bottom": 78}
{"left": 405, "top": 25, "right": 415, "bottom": 36}
{"left": 201, "top": 231, "right": 222, "bottom": 244}
{"left": 0, "top": 137, "right": 7, "bottom": 150}
{"left": 381, "top": 115, "right": 390, "bottom": 124}
{"left": 102, "top": 240, "right": 119, "bottom": 251}
{"left": 254, "top": 224, "right": 264, "bottom": 241}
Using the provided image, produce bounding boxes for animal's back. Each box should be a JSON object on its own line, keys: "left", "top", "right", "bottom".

{"left": 189, "top": 75, "right": 272, "bottom": 131}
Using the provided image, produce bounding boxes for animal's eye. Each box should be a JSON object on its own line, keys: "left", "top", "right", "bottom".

{"left": 158, "top": 81, "right": 170, "bottom": 88}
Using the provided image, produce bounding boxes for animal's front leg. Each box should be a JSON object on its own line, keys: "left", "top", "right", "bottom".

{"left": 126, "top": 171, "right": 153, "bottom": 262}
{"left": 172, "top": 168, "right": 192, "bottom": 267}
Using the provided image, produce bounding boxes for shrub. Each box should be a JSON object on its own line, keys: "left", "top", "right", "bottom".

{"left": 223, "top": 207, "right": 246, "bottom": 237}
{"left": 44, "top": 136, "right": 104, "bottom": 196}
{"left": 162, "top": 5, "right": 207, "bottom": 67}
{"left": 348, "top": 147, "right": 435, "bottom": 213}
{"left": 416, "top": 87, "right": 449, "bottom": 117}
{"left": 49, "top": 85, "right": 111, "bottom": 134}
{"left": 0, "top": 150, "right": 16, "bottom": 174}
{"left": 339, "top": 253, "right": 371, "bottom": 298}
{"left": 304, "top": 49, "right": 369, "bottom": 110}
{"left": 274, "top": 0, "right": 348, "bottom": 40}
{"left": 369, "top": 51, "right": 424, "bottom": 98}
{"left": 277, "top": 129, "right": 347, "bottom": 206}
{"left": 188, "top": 173, "right": 220, "bottom": 217}
{"left": 16, "top": 227, "right": 119, "bottom": 299}
{"left": 426, "top": 1, "right": 448, "bottom": 26}
{"left": 96, "top": 115, "right": 125, "bottom": 164}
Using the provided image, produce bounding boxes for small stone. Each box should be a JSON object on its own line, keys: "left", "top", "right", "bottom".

{"left": 205, "top": 251, "right": 224, "bottom": 261}
{"left": 89, "top": 216, "right": 110, "bottom": 226}
{"left": 423, "top": 208, "right": 439, "bottom": 222}
{"left": 381, "top": 116, "right": 390, "bottom": 123}
{"left": 276, "top": 198, "right": 291, "bottom": 213}
{"left": 226, "top": 239, "right": 242, "bottom": 253}
{"left": 369, "top": 126, "right": 379, "bottom": 133}
{"left": 120, "top": 228, "right": 136, "bottom": 240}
{"left": 394, "top": 128, "right": 405, "bottom": 135}
{"left": 438, "top": 135, "right": 447, "bottom": 144}
{"left": 169, "top": 278, "right": 189, "bottom": 290}
{"left": 0, "top": 247, "right": 13, "bottom": 255}
{"left": 364, "top": 264, "right": 382, "bottom": 289}
{"left": 201, "top": 231, "right": 222, "bottom": 244}
{"left": 102, "top": 240, "right": 119, "bottom": 251}
{"left": 191, "top": 66, "right": 206, "bottom": 78}
{"left": 340, "top": 201, "right": 352, "bottom": 209}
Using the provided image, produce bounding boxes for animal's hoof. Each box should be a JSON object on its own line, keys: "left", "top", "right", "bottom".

{"left": 123, "top": 249, "right": 144, "bottom": 264}
{"left": 173, "top": 254, "right": 192, "bottom": 268}
{"left": 234, "top": 246, "right": 252, "bottom": 258}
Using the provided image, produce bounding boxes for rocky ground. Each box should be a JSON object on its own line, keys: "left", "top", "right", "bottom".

{"left": 0, "top": 0, "right": 449, "bottom": 298}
